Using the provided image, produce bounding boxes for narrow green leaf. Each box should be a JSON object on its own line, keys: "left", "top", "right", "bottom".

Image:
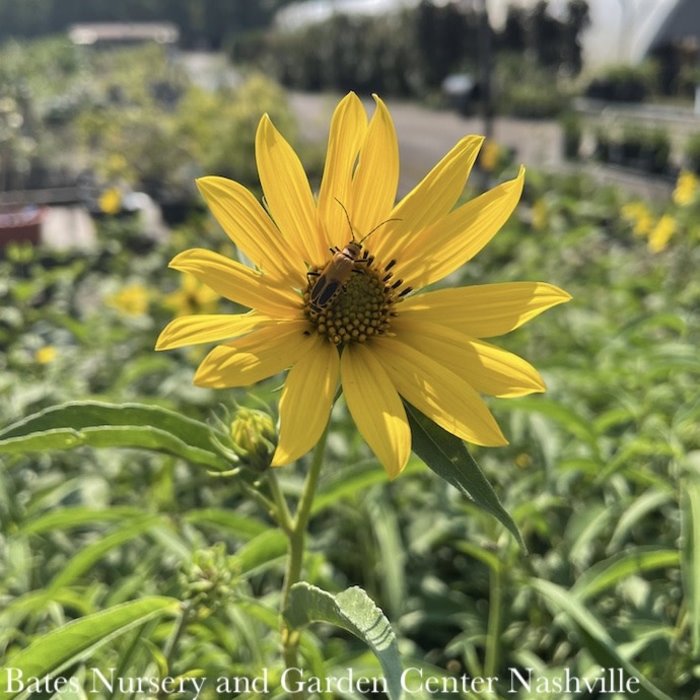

{"left": 47, "top": 515, "right": 171, "bottom": 591}
{"left": 19, "top": 506, "right": 144, "bottom": 536}
{"left": 312, "top": 459, "right": 398, "bottom": 514}
{"left": 366, "top": 494, "right": 406, "bottom": 619}
{"left": 607, "top": 490, "right": 674, "bottom": 553}
{"left": 0, "top": 401, "right": 229, "bottom": 470}
{"left": 284, "top": 582, "right": 403, "bottom": 700}
{"left": 405, "top": 403, "right": 524, "bottom": 549}
{"left": 184, "top": 508, "right": 268, "bottom": 539}
{"left": 0, "top": 597, "right": 180, "bottom": 700}
{"left": 234, "top": 530, "right": 287, "bottom": 575}
{"left": 312, "top": 458, "right": 422, "bottom": 515}
{"left": 504, "top": 396, "right": 598, "bottom": 446}
{"left": 568, "top": 504, "right": 614, "bottom": 570}
{"left": 0, "top": 590, "right": 93, "bottom": 628}
{"left": 531, "top": 578, "right": 673, "bottom": 700}
{"left": 455, "top": 541, "right": 503, "bottom": 573}
{"left": 681, "top": 476, "right": 700, "bottom": 657}
{"left": 572, "top": 546, "right": 679, "bottom": 601}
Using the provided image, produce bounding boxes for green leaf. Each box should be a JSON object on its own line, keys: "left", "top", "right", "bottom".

{"left": 530, "top": 578, "right": 673, "bottom": 700}
{"left": 607, "top": 490, "right": 674, "bottom": 553}
{"left": 18, "top": 506, "right": 144, "bottom": 536}
{"left": 0, "top": 597, "right": 180, "bottom": 700}
{"left": 571, "top": 546, "right": 679, "bottom": 601}
{"left": 405, "top": 403, "right": 524, "bottom": 549}
{"left": 184, "top": 508, "right": 268, "bottom": 539}
{"left": 234, "top": 530, "right": 287, "bottom": 575}
{"left": 505, "top": 396, "right": 598, "bottom": 447}
{"left": 47, "top": 515, "right": 172, "bottom": 591}
{"left": 311, "top": 458, "right": 422, "bottom": 515}
{"left": 0, "top": 590, "right": 93, "bottom": 630}
{"left": 284, "top": 582, "right": 403, "bottom": 700}
{"left": 681, "top": 475, "right": 700, "bottom": 658}
{"left": 0, "top": 401, "right": 229, "bottom": 470}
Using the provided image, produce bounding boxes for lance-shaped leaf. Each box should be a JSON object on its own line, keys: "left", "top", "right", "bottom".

{"left": 681, "top": 475, "right": 700, "bottom": 658}
{"left": 531, "top": 578, "right": 673, "bottom": 700}
{"left": 0, "top": 401, "right": 229, "bottom": 470}
{"left": 284, "top": 582, "right": 403, "bottom": 700}
{"left": 405, "top": 403, "right": 524, "bottom": 549}
{"left": 0, "top": 597, "right": 180, "bottom": 700}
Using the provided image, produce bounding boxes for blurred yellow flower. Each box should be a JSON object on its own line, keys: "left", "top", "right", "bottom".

{"left": 105, "top": 153, "right": 128, "bottom": 179}
{"left": 648, "top": 214, "right": 676, "bottom": 253}
{"left": 35, "top": 345, "right": 57, "bottom": 364}
{"left": 157, "top": 93, "right": 571, "bottom": 477}
{"left": 164, "top": 272, "right": 219, "bottom": 317}
{"left": 531, "top": 199, "right": 547, "bottom": 231}
{"left": 107, "top": 284, "right": 150, "bottom": 317}
{"left": 672, "top": 170, "right": 698, "bottom": 207}
{"left": 479, "top": 139, "right": 501, "bottom": 172}
{"left": 98, "top": 187, "right": 122, "bottom": 215}
{"left": 515, "top": 452, "right": 532, "bottom": 469}
{"left": 621, "top": 201, "right": 653, "bottom": 237}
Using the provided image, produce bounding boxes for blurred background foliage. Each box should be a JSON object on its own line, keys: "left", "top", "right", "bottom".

{"left": 1, "top": 7, "right": 699, "bottom": 699}
{"left": 0, "top": 38, "right": 302, "bottom": 202}
{"left": 0, "top": 0, "right": 295, "bottom": 49}
{"left": 2, "top": 152, "right": 698, "bottom": 695}
{"left": 235, "top": 0, "right": 589, "bottom": 113}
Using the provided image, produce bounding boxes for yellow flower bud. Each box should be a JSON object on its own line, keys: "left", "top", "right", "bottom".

{"left": 230, "top": 408, "right": 276, "bottom": 470}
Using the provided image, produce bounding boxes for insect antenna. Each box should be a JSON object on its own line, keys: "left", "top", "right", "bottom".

{"left": 359, "top": 216, "right": 402, "bottom": 244}
{"left": 334, "top": 198, "right": 356, "bottom": 240}
{"left": 333, "top": 197, "right": 401, "bottom": 244}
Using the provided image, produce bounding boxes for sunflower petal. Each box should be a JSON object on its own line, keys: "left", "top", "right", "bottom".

{"left": 341, "top": 344, "right": 410, "bottom": 478}
{"left": 399, "top": 166, "right": 525, "bottom": 289}
{"left": 196, "top": 176, "right": 304, "bottom": 284}
{"left": 393, "top": 318, "right": 545, "bottom": 397}
{"left": 373, "top": 337, "right": 507, "bottom": 446}
{"left": 194, "top": 321, "right": 310, "bottom": 388}
{"left": 256, "top": 114, "right": 325, "bottom": 266}
{"left": 400, "top": 282, "right": 571, "bottom": 338}
{"left": 155, "top": 312, "right": 268, "bottom": 350}
{"left": 373, "top": 135, "right": 484, "bottom": 262}
{"left": 169, "top": 248, "right": 300, "bottom": 316}
{"left": 272, "top": 335, "right": 339, "bottom": 465}
{"left": 318, "top": 93, "right": 368, "bottom": 250}
{"left": 349, "top": 95, "right": 399, "bottom": 235}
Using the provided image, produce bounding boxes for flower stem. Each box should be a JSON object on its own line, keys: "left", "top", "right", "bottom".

{"left": 267, "top": 470, "right": 294, "bottom": 535}
{"left": 279, "top": 424, "right": 330, "bottom": 699}
{"left": 240, "top": 479, "right": 278, "bottom": 518}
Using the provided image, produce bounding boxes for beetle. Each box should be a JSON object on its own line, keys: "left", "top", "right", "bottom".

{"left": 307, "top": 201, "right": 399, "bottom": 315}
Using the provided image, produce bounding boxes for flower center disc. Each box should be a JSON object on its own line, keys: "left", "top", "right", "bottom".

{"left": 305, "top": 263, "right": 396, "bottom": 346}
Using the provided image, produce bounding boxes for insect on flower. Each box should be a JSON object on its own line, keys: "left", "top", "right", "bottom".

{"left": 307, "top": 199, "right": 399, "bottom": 315}
{"left": 156, "top": 93, "right": 572, "bottom": 478}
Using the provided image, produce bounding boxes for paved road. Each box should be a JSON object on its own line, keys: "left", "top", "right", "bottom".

{"left": 289, "top": 92, "right": 563, "bottom": 195}
{"left": 290, "top": 91, "right": 674, "bottom": 200}
{"left": 179, "top": 53, "right": 672, "bottom": 200}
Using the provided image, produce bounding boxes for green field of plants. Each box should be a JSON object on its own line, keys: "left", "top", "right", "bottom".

{"left": 1, "top": 41, "right": 699, "bottom": 700}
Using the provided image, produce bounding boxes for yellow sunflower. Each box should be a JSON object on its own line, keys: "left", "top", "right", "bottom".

{"left": 156, "top": 93, "right": 570, "bottom": 477}
{"left": 164, "top": 272, "right": 220, "bottom": 317}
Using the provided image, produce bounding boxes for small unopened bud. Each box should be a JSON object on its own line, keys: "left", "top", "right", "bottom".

{"left": 230, "top": 408, "right": 276, "bottom": 470}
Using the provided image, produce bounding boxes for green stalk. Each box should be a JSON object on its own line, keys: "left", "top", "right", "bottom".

{"left": 267, "top": 469, "right": 294, "bottom": 535}
{"left": 484, "top": 563, "right": 503, "bottom": 680}
{"left": 279, "top": 424, "right": 330, "bottom": 700}
{"left": 158, "top": 602, "right": 193, "bottom": 700}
